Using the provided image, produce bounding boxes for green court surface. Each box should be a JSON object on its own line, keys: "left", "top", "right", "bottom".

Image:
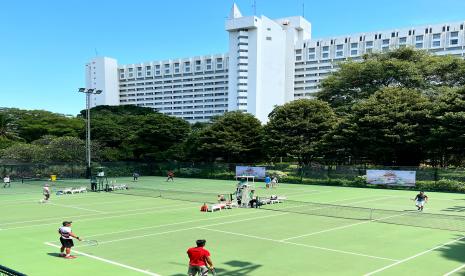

{"left": 2, "top": 177, "right": 465, "bottom": 276}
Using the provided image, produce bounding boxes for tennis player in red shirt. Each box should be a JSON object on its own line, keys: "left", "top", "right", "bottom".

{"left": 187, "top": 239, "right": 214, "bottom": 275}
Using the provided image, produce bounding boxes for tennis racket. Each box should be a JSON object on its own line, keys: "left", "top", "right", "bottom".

{"left": 208, "top": 267, "right": 217, "bottom": 276}
{"left": 81, "top": 239, "right": 98, "bottom": 246}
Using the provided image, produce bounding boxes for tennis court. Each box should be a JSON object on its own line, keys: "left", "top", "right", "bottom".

{"left": 1, "top": 176, "right": 465, "bottom": 275}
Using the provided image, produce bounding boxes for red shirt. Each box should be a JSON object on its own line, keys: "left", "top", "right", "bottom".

{"left": 187, "top": 247, "right": 210, "bottom": 266}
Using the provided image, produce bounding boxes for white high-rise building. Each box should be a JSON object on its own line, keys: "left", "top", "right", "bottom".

{"left": 86, "top": 3, "right": 465, "bottom": 123}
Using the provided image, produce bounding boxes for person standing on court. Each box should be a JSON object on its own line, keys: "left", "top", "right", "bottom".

{"left": 41, "top": 183, "right": 50, "bottom": 203}
{"left": 166, "top": 170, "right": 175, "bottom": 182}
{"left": 133, "top": 172, "right": 139, "bottom": 181}
{"left": 187, "top": 239, "right": 214, "bottom": 275}
{"left": 58, "top": 221, "right": 82, "bottom": 259}
{"left": 3, "top": 175, "right": 11, "bottom": 188}
{"left": 264, "top": 175, "right": 271, "bottom": 188}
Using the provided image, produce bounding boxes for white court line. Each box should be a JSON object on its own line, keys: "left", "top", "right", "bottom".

{"left": 73, "top": 199, "right": 396, "bottom": 249}
{"left": 47, "top": 195, "right": 394, "bottom": 240}
{"left": 444, "top": 263, "right": 465, "bottom": 276}
{"left": 0, "top": 202, "right": 192, "bottom": 226}
{"left": 71, "top": 197, "right": 159, "bottom": 207}
{"left": 283, "top": 190, "right": 333, "bottom": 197}
{"left": 44, "top": 242, "right": 161, "bottom": 276}
{"left": 3, "top": 203, "right": 198, "bottom": 230}
{"left": 281, "top": 210, "right": 417, "bottom": 242}
{"left": 75, "top": 212, "right": 290, "bottom": 247}
{"left": 364, "top": 236, "right": 465, "bottom": 275}
{"left": 200, "top": 227, "right": 397, "bottom": 262}
{"left": 48, "top": 202, "right": 105, "bottom": 213}
{"left": 0, "top": 192, "right": 127, "bottom": 206}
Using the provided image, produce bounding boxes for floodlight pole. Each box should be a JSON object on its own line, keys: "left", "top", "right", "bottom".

{"left": 79, "top": 87, "right": 102, "bottom": 179}
{"left": 86, "top": 92, "right": 91, "bottom": 178}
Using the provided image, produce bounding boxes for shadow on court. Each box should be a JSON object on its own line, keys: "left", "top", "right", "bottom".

{"left": 46, "top": 253, "right": 63, "bottom": 258}
{"left": 170, "top": 260, "right": 262, "bottom": 275}
{"left": 437, "top": 236, "right": 465, "bottom": 270}
{"left": 442, "top": 206, "right": 465, "bottom": 213}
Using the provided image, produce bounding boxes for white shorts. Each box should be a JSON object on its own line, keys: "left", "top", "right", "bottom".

{"left": 416, "top": 200, "right": 425, "bottom": 207}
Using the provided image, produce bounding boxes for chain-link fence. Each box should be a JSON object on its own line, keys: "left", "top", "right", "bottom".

{"left": 1, "top": 161, "right": 464, "bottom": 192}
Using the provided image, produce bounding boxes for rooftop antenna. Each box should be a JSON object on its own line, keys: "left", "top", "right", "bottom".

{"left": 302, "top": 2, "right": 305, "bottom": 18}
{"left": 252, "top": 0, "right": 256, "bottom": 15}
{"left": 94, "top": 48, "right": 99, "bottom": 57}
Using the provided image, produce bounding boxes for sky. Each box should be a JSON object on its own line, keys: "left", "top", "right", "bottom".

{"left": 1, "top": 0, "right": 465, "bottom": 116}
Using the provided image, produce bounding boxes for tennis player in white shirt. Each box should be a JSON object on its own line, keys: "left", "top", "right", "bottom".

{"left": 58, "top": 221, "right": 82, "bottom": 259}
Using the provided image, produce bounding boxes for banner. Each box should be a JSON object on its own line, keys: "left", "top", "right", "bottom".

{"left": 366, "top": 170, "right": 416, "bottom": 186}
{"left": 235, "top": 166, "right": 266, "bottom": 178}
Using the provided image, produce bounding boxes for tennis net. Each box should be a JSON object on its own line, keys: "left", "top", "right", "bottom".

{"left": 259, "top": 199, "right": 465, "bottom": 232}
{"left": 112, "top": 187, "right": 231, "bottom": 204}
{"left": 0, "top": 265, "right": 27, "bottom": 276}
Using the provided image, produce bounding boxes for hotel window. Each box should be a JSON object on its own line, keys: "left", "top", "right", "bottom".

{"left": 365, "top": 41, "right": 373, "bottom": 47}
{"left": 216, "top": 58, "right": 223, "bottom": 69}
{"left": 382, "top": 39, "right": 390, "bottom": 45}
{"left": 450, "top": 31, "right": 459, "bottom": 45}
{"left": 432, "top": 33, "right": 441, "bottom": 47}
{"left": 336, "top": 44, "right": 344, "bottom": 57}
{"left": 174, "top": 63, "right": 180, "bottom": 73}
{"left": 195, "top": 60, "right": 202, "bottom": 71}
{"left": 399, "top": 37, "right": 407, "bottom": 44}
{"left": 350, "top": 49, "right": 358, "bottom": 56}
{"left": 164, "top": 64, "right": 170, "bottom": 74}
{"left": 184, "top": 61, "right": 191, "bottom": 72}
{"left": 308, "top": 48, "right": 316, "bottom": 60}
{"left": 322, "top": 46, "right": 329, "bottom": 59}
{"left": 206, "top": 59, "right": 212, "bottom": 70}
{"left": 351, "top": 42, "right": 358, "bottom": 49}
{"left": 119, "top": 69, "right": 125, "bottom": 78}
{"left": 415, "top": 35, "right": 424, "bottom": 42}
{"left": 146, "top": 66, "right": 152, "bottom": 76}
{"left": 415, "top": 42, "right": 423, "bottom": 48}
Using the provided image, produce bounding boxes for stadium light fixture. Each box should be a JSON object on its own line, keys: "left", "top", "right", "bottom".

{"left": 78, "top": 88, "right": 86, "bottom": 93}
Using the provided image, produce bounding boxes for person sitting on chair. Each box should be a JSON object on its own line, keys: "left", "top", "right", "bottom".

{"left": 217, "top": 194, "right": 226, "bottom": 203}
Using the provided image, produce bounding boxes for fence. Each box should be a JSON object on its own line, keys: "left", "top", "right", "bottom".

{"left": 1, "top": 161, "right": 464, "bottom": 192}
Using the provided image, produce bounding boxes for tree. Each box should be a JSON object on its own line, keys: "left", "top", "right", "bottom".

{"left": 264, "top": 99, "right": 337, "bottom": 165}
{"left": 429, "top": 87, "right": 465, "bottom": 166}
{"left": 317, "top": 48, "right": 465, "bottom": 112}
{"left": 44, "top": 136, "right": 87, "bottom": 163}
{"left": 0, "top": 108, "right": 84, "bottom": 142}
{"left": 129, "top": 113, "right": 190, "bottom": 160}
{"left": 1, "top": 143, "right": 46, "bottom": 163}
{"left": 193, "top": 112, "right": 264, "bottom": 163}
{"left": 0, "top": 113, "right": 21, "bottom": 141}
{"left": 0, "top": 112, "right": 22, "bottom": 149}
{"left": 344, "top": 87, "right": 432, "bottom": 166}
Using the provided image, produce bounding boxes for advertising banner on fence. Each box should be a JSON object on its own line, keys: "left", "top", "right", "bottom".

{"left": 235, "top": 166, "right": 266, "bottom": 178}
{"left": 366, "top": 170, "right": 416, "bottom": 186}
